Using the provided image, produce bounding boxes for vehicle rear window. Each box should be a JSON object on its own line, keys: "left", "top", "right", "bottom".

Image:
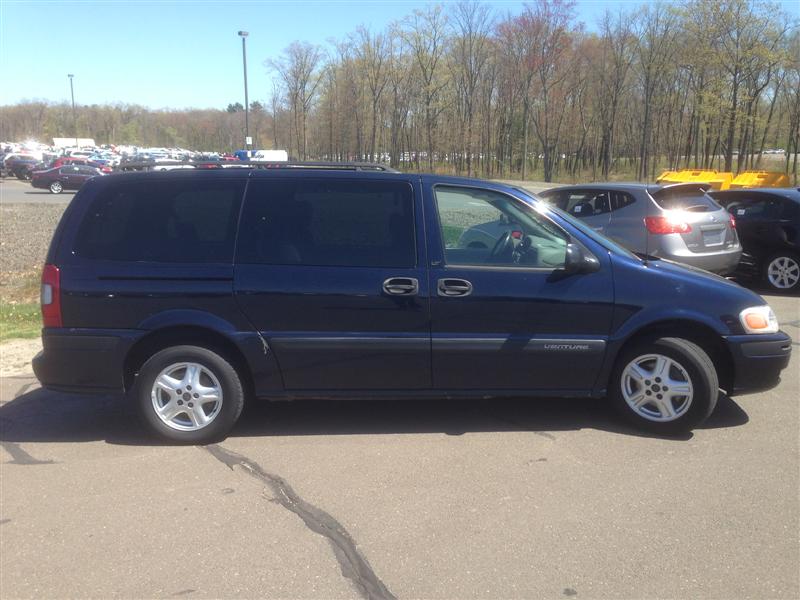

{"left": 75, "top": 179, "right": 244, "bottom": 263}
{"left": 237, "top": 179, "right": 415, "bottom": 268}
{"left": 651, "top": 187, "right": 721, "bottom": 212}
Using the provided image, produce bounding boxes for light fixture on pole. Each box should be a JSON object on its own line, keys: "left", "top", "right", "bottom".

{"left": 237, "top": 31, "right": 251, "bottom": 154}
{"left": 68, "top": 74, "right": 77, "bottom": 148}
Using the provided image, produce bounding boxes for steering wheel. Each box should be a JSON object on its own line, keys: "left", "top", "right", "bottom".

{"left": 489, "top": 231, "right": 515, "bottom": 262}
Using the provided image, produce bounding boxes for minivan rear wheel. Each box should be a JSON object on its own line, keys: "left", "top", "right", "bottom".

{"left": 135, "top": 345, "right": 244, "bottom": 443}
{"left": 610, "top": 337, "right": 718, "bottom": 435}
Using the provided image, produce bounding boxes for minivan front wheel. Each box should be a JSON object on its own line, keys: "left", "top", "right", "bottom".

{"left": 136, "top": 345, "right": 244, "bottom": 443}
{"left": 610, "top": 337, "right": 718, "bottom": 435}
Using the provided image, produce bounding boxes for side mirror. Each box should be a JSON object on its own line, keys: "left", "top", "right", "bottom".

{"left": 564, "top": 243, "right": 600, "bottom": 274}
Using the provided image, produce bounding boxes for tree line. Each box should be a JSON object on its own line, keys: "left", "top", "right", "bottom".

{"left": 2, "top": 0, "right": 798, "bottom": 183}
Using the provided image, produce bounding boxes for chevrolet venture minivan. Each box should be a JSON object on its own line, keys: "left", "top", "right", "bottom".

{"left": 33, "top": 164, "right": 792, "bottom": 442}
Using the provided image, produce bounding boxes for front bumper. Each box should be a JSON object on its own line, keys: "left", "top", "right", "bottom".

{"left": 724, "top": 331, "right": 792, "bottom": 395}
{"left": 32, "top": 329, "right": 141, "bottom": 394}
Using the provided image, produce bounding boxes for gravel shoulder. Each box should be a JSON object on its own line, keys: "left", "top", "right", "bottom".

{"left": 0, "top": 337, "right": 42, "bottom": 377}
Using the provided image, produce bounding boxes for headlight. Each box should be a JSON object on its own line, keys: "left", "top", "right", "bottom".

{"left": 739, "top": 306, "right": 779, "bottom": 334}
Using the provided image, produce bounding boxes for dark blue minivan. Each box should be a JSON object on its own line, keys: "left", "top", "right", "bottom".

{"left": 33, "top": 165, "right": 792, "bottom": 442}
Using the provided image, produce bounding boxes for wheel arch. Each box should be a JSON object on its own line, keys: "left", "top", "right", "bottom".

{"left": 606, "top": 319, "right": 735, "bottom": 394}
{"left": 123, "top": 325, "right": 254, "bottom": 398}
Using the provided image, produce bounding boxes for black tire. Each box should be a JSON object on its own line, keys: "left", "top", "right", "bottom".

{"left": 135, "top": 345, "right": 244, "bottom": 443}
{"left": 49, "top": 181, "right": 63, "bottom": 194}
{"left": 609, "top": 337, "right": 718, "bottom": 435}
{"left": 761, "top": 251, "right": 800, "bottom": 293}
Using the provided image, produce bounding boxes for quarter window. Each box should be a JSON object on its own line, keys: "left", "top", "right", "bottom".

{"left": 237, "top": 179, "right": 416, "bottom": 268}
{"left": 75, "top": 179, "right": 244, "bottom": 263}
{"left": 434, "top": 186, "right": 567, "bottom": 268}
{"left": 611, "top": 191, "right": 636, "bottom": 211}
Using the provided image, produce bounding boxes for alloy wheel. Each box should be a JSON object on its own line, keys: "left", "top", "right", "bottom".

{"left": 621, "top": 353, "right": 694, "bottom": 422}
{"left": 150, "top": 362, "right": 224, "bottom": 431}
{"left": 767, "top": 256, "right": 800, "bottom": 290}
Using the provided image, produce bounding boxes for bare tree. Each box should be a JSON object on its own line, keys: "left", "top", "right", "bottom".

{"left": 268, "top": 41, "right": 325, "bottom": 160}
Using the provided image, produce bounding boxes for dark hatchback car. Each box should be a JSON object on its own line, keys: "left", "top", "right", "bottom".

{"left": 710, "top": 188, "right": 800, "bottom": 293}
{"left": 31, "top": 164, "right": 104, "bottom": 193}
{"left": 33, "top": 166, "right": 792, "bottom": 442}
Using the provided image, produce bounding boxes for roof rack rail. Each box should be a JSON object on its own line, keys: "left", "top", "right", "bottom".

{"left": 115, "top": 160, "right": 400, "bottom": 173}
{"left": 237, "top": 161, "right": 400, "bottom": 173}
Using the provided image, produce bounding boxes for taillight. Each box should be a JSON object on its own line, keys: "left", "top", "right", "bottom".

{"left": 729, "top": 213, "right": 736, "bottom": 228}
{"left": 41, "top": 264, "right": 62, "bottom": 328}
{"left": 644, "top": 215, "right": 692, "bottom": 234}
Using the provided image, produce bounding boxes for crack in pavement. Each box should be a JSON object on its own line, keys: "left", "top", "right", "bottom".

{"left": 0, "top": 441, "right": 55, "bottom": 465}
{"left": 203, "top": 444, "right": 396, "bottom": 600}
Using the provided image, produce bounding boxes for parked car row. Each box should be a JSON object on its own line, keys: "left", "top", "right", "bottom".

{"left": 537, "top": 183, "right": 800, "bottom": 293}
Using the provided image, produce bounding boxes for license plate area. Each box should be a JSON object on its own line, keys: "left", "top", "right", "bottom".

{"left": 701, "top": 226, "right": 726, "bottom": 247}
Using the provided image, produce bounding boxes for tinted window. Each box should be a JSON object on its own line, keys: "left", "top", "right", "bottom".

{"left": 75, "top": 179, "right": 244, "bottom": 263}
{"left": 564, "top": 190, "right": 611, "bottom": 217}
{"left": 717, "top": 193, "right": 786, "bottom": 220}
{"left": 651, "top": 187, "right": 721, "bottom": 212}
{"left": 434, "top": 185, "right": 567, "bottom": 268}
{"left": 611, "top": 191, "right": 636, "bottom": 211}
{"left": 237, "top": 179, "right": 415, "bottom": 268}
{"left": 76, "top": 166, "right": 97, "bottom": 175}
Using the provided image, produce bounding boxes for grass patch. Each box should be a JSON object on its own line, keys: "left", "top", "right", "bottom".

{"left": 441, "top": 224, "right": 464, "bottom": 247}
{"left": 0, "top": 302, "right": 41, "bottom": 341}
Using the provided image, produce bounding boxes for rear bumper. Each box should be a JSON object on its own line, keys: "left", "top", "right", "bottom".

{"left": 32, "top": 329, "right": 142, "bottom": 394}
{"left": 724, "top": 331, "right": 792, "bottom": 395}
{"left": 660, "top": 245, "right": 742, "bottom": 275}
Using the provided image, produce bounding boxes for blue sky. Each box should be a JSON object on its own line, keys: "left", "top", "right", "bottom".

{"left": 1, "top": 0, "right": 798, "bottom": 110}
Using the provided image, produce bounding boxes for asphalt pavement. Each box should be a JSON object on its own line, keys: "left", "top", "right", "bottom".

{"left": 0, "top": 225, "right": 798, "bottom": 598}
{"left": 0, "top": 177, "right": 75, "bottom": 204}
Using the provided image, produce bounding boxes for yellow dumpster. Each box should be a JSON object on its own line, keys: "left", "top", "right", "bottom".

{"left": 656, "top": 169, "right": 733, "bottom": 190}
{"left": 729, "top": 171, "right": 790, "bottom": 189}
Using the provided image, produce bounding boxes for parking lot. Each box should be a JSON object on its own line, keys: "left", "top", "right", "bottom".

{"left": 0, "top": 177, "right": 76, "bottom": 204}
{"left": 0, "top": 293, "right": 797, "bottom": 598}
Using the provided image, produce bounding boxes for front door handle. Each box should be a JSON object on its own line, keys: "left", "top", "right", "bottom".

{"left": 383, "top": 277, "right": 419, "bottom": 296}
{"left": 437, "top": 278, "right": 473, "bottom": 297}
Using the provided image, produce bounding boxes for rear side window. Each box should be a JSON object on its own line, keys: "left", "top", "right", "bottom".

{"left": 75, "top": 179, "right": 244, "bottom": 263}
{"left": 237, "top": 179, "right": 416, "bottom": 268}
{"left": 564, "top": 190, "right": 611, "bottom": 217}
{"left": 717, "top": 193, "right": 785, "bottom": 219}
{"left": 651, "top": 187, "right": 721, "bottom": 212}
{"left": 611, "top": 191, "right": 636, "bottom": 211}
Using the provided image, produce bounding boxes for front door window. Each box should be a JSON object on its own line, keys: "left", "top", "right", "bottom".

{"left": 434, "top": 185, "right": 567, "bottom": 269}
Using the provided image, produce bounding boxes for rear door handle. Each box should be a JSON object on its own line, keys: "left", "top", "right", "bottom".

{"left": 438, "top": 278, "right": 473, "bottom": 297}
{"left": 383, "top": 277, "right": 419, "bottom": 296}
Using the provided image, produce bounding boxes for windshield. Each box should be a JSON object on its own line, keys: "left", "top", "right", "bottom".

{"left": 511, "top": 187, "right": 640, "bottom": 260}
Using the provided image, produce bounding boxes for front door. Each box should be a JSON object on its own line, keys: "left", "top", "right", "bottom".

{"left": 426, "top": 182, "right": 614, "bottom": 393}
{"left": 234, "top": 175, "right": 431, "bottom": 391}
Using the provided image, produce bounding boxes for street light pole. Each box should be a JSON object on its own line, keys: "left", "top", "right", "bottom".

{"left": 68, "top": 74, "right": 77, "bottom": 147}
{"left": 237, "top": 31, "right": 250, "bottom": 154}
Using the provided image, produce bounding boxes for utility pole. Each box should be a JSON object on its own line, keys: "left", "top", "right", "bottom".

{"left": 68, "top": 74, "right": 77, "bottom": 147}
{"left": 238, "top": 31, "right": 251, "bottom": 154}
